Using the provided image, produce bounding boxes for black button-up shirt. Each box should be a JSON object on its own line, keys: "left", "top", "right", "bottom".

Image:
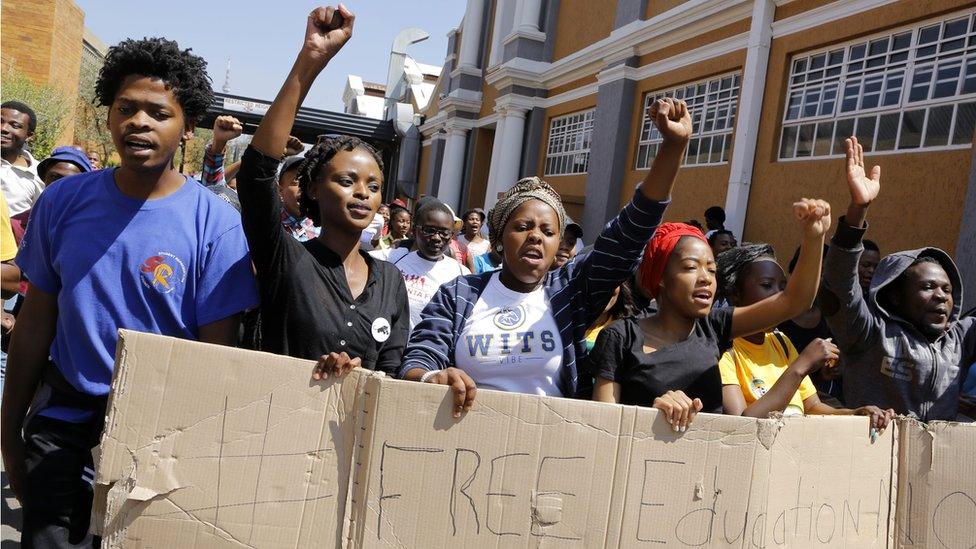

{"left": 236, "top": 146, "right": 409, "bottom": 373}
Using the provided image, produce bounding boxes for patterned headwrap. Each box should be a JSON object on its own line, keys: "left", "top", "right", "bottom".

{"left": 637, "top": 222, "right": 708, "bottom": 299}
{"left": 487, "top": 177, "right": 567, "bottom": 251}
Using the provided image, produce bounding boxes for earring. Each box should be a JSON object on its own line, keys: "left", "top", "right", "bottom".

{"left": 496, "top": 244, "right": 503, "bottom": 252}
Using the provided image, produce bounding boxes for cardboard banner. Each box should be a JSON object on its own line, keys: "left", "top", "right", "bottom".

{"left": 95, "top": 331, "right": 366, "bottom": 548}
{"left": 894, "top": 419, "right": 976, "bottom": 549}
{"left": 94, "top": 331, "right": 973, "bottom": 548}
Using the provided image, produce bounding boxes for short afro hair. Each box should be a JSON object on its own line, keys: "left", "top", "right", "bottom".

{"left": 708, "top": 229, "right": 735, "bottom": 246}
{"left": 96, "top": 37, "right": 214, "bottom": 122}
{"left": 1, "top": 101, "right": 37, "bottom": 133}
{"left": 863, "top": 239, "right": 880, "bottom": 254}
{"left": 704, "top": 206, "right": 726, "bottom": 223}
{"left": 297, "top": 135, "right": 385, "bottom": 226}
{"left": 716, "top": 243, "right": 776, "bottom": 300}
{"left": 415, "top": 198, "right": 454, "bottom": 226}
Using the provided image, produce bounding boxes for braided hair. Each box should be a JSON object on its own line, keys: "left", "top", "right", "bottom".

{"left": 716, "top": 243, "right": 776, "bottom": 301}
{"left": 296, "top": 135, "right": 384, "bottom": 226}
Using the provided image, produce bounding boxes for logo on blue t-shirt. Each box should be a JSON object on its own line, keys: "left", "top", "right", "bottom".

{"left": 493, "top": 306, "right": 525, "bottom": 330}
{"left": 139, "top": 252, "right": 187, "bottom": 294}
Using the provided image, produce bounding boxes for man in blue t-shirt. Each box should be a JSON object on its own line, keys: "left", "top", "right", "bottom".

{"left": 1, "top": 37, "right": 259, "bottom": 547}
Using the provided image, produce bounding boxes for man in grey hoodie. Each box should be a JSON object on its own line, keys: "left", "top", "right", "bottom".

{"left": 821, "top": 137, "right": 976, "bottom": 421}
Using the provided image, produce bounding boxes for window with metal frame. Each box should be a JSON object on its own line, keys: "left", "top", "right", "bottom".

{"left": 635, "top": 72, "right": 741, "bottom": 169}
{"left": 780, "top": 11, "right": 976, "bottom": 160}
{"left": 544, "top": 110, "right": 595, "bottom": 176}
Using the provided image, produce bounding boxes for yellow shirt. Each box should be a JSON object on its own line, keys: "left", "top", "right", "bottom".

{"left": 719, "top": 331, "right": 817, "bottom": 416}
{"left": 1, "top": 192, "right": 16, "bottom": 261}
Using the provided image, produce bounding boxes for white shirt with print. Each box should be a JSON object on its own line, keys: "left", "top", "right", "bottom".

{"left": 454, "top": 272, "right": 563, "bottom": 397}
{"left": 370, "top": 247, "right": 470, "bottom": 329}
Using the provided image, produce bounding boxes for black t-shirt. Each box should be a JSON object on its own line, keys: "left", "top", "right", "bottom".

{"left": 235, "top": 146, "right": 409, "bottom": 374}
{"left": 590, "top": 307, "right": 734, "bottom": 411}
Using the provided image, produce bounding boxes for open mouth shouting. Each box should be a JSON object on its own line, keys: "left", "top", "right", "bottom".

{"left": 520, "top": 246, "right": 546, "bottom": 267}
{"left": 692, "top": 288, "right": 713, "bottom": 307}
{"left": 123, "top": 135, "right": 156, "bottom": 158}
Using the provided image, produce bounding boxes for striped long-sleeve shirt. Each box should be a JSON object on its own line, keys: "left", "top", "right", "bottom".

{"left": 398, "top": 190, "right": 669, "bottom": 398}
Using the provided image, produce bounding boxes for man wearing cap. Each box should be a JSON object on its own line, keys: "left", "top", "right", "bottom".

{"left": 37, "top": 147, "right": 93, "bottom": 186}
{"left": 551, "top": 219, "right": 584, "bottom": 270}
{"left": 277, "top": 154, "right": 321, "bottom": 241}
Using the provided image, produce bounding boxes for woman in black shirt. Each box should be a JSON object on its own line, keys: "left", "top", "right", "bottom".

{"left": 591, "top": 200, "right": 832, "bottom": 432}
{"left": 235, "top": 6, "right": 409, "bottom": 376}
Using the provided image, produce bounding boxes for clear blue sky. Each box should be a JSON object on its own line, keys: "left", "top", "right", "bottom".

{"left": 75, "top": 1, "right": 466, "bottom": 112}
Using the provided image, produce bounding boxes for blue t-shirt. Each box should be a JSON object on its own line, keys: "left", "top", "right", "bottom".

{"left": 17, "top": 169, "right": 259, "bottom": 421}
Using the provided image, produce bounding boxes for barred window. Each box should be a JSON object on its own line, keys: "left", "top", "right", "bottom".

{"left": 635, "top": 73, "right": 741, "bottom": 169}
{"left": 544, "top": 110, "right": 595, "bottom": 176}
{"left": 780, "top": 11, "right": 976, "bottom": 160}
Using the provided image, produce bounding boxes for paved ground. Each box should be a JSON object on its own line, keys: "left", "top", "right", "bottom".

{"left": 1, "top": 461, "right": 22, "bottom": 547}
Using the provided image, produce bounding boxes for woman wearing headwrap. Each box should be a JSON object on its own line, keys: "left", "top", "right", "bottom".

{"left": 589, "top": 198, "right": 833, "bottom": 433}
{"left": 398, "top": 98, "right": 692, "bottom": 418}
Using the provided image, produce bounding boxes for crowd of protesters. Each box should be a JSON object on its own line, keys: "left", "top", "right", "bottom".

{"left": 1, "top": 4, "right": 975, "bottom": 547}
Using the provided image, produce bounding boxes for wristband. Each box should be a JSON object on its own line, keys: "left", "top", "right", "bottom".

{"left": 419, "top": 369, "right": 439, "bottom": 384}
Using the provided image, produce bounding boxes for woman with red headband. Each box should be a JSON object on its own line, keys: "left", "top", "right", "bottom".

{"left": 589, "top": 199, "right": 831, "bottom": 432}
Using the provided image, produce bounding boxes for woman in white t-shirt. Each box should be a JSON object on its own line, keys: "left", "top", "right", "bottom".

{"left": 398, "top": 97, "right": 694, "bottom": 418}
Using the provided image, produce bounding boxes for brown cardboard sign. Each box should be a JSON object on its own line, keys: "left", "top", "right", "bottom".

{"left": 894, "top": 419, "right": 976, "bottom": 549}
{"left": 95, "top": 330, "right": 366, "bottom": 548}
{"left": 94, "top": 331, "right": 973, "bottom": 548}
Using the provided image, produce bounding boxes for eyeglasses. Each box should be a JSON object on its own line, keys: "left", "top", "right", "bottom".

{"left": 418, "top": 226, "right": 452, "bottom": 239}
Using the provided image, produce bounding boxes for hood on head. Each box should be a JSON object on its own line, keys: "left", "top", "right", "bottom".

{"left": 868, "top": 247, "right": 963, "bottom": 323}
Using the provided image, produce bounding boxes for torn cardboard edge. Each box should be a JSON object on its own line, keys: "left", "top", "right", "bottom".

{"left": 93, "top": 331, "right": 975, "bottom": 548}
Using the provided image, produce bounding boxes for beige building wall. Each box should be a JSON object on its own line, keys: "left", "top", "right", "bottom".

{"left": 746, "top": 0, "right": 976, "bottom": 261}
{"left": 1, "top": 0, "right": 85, "bottom": 146}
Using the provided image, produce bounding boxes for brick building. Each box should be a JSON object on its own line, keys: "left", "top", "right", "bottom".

{"left": 1, "top": 0, "right": 89, "bottom": 145}
{"left": 418, "top": 0, "right": 976, "bottom": 287}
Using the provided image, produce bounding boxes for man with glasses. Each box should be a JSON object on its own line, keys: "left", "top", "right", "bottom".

{"left": 371, "top": 198, "right": 469, "bottom": 329}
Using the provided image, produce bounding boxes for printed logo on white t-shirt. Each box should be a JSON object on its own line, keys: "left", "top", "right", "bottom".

{"left": 493, "top": 305, "right": 526, "bottom": 330}
{"left": 371, "top": 317, "right": 391, "bottom": 342}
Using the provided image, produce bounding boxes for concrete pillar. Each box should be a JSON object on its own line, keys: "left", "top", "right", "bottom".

{"left": 488, "top": 0, "right": 512, "bottom": 67}
{"left": 581, "top": 73, "right": 637, "bottom": 243}
{"left": 458, "top": 0, "right": 486, "bottom": 71}
{"left": 956, "top": 141, "right": 976, "bottom": 300}
{"left": 613, "top": 0, "right": 647, "bottom": 29}
{"left": 484, "top": 106, "right": 527, "bottom": 210}
{"left": 519, "top": 106, "right": 546, "bottom": 179}
{"left": 485, "top": 115, "right": 508, "bottom": 202}
{"left": 438, "top": 126, "right": 469, "bottom": 211}
{"left": 514, "top": 0, "right": 543, "bottom": 34}
{"left": 724, "top": 0, "right": 775, "bottom": 240}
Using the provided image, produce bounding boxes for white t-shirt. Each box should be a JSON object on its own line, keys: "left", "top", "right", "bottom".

{"left": 454, "top": 273, "right": 563, "bottom": 397}
{"left": 457, "top": 234, "right": 491, "bottom": 261}
{"left": 0, "top": 150, "right": 43, "bottom": 217}
{"left": 360, "top": 213, "right": 385, "bottom": 246}
{"left": 370, "top": 247, "right": 470, "bottom": 328}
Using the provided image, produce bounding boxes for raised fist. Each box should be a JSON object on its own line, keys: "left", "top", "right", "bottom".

{"left": 303, "top": 4, "right": 355, "bottom": 64}
{"left": 213, "top": 115, "right": 243, "bottom": 148}
{"left": 792, "top": 198, "right": 832, "bottom": 238}
{"left": 284, "top": 136, "right": 304, "bottom": 156}
{"left": 649, "top": 98, "right": 692, "bottom": 145}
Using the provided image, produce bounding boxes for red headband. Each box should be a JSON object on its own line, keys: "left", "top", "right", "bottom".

{"left": 638, "top": 222, "right": 708, "bottom": 299}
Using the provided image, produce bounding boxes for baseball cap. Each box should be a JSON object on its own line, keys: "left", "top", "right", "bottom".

{"left": 37, "top": 146, "right": 93, "bottom": 180}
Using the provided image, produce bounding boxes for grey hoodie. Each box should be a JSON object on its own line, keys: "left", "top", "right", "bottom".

{"left": 821, "top": 220, "right": 976, "bottom": 421}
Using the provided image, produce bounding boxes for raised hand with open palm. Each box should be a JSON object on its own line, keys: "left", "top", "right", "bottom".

{"left": 845, "top": 136, "right": 881, "bottom": 207}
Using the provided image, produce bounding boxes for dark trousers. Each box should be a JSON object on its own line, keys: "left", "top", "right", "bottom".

{"left": 21, "top": 415, "right": 101, "bottom": 549}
